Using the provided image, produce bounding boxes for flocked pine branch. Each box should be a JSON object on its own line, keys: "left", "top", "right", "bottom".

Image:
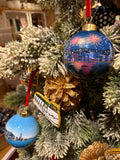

{"left": 16, "top": 157, "right": 31, "bottom": 160}
{"left": 4, "top": 84, "right": 27, "bottom": 109}
{"left": 34, "top": 0, "right": 60, "bottom": 8}
{"left": 100, "top": 25, "right": 120, "bottom": 53}
{"left": 60, "top": 148, "right": 81, "bottom": 160}
{"left": 113, "top": 53, "right": 120, "bottom": 71}
{"left": 58, "top": 0, "right": 85, "bottom": 27}
{"left": 34, "top": 110, "right": 92, "bottom": 159}
{"left": 0, "top": 41, "right": 26, "bottom": 78}
{"left": 54, "top": 20, "right": 81, "bottom": 44}
{"left": 65, "top": 111, "right": 92, "bottom": 149}
{"left": 35, "top": 0, "right": 89, "bottom": 28}
{"left": 16, "top": 148, "right": 32, "bottom": 160}
{"left": 89, "top": 120, "right": 102, "bottom": 142}
{"left": 32, "top": 155, "right": 50, "bottom": 160}
{"left": 99, "top": 111, "right": 120, "bottom": 144}
{"left": 38, "top": 44, "right": 67, "bottom": 78}
{"left": 35, "top": 114, "right": 70, "bottom": 159}
{"left": 0, "top": 26, "right": 67, "bottom": 79}
{"left": 103, "top": 72, "right": 120, "bottom": 114}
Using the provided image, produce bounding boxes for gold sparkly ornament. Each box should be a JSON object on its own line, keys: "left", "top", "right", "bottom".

{"left": 44, "top": 71, "right": 82, "bottom": 111}
{"left": 79, "top": 141, "right": 109, "bottom": 160}
{"left": 104, "top": 148, "right": 120, "bottom": 160}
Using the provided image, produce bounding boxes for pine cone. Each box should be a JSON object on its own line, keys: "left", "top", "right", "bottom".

{"left": 79, "top": 141, "right": 109, "bottom": 160}
{"left": 44, "top": 71, "right": 82, "bottom": 111}
{"left": 104, "top": 148, "right": 120, "bottom": 160}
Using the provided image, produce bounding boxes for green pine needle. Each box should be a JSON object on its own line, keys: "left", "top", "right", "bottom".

{"left": 4, "top": 84, "right": 27, "bottom": 109}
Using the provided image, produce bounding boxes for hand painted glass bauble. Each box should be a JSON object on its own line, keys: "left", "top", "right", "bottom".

{"left": 4, "top": 113, "right": 39, "bottom": 148}
{"left": 64, "top": 24, "right": 114, "bottom": 76}
{"left": 93, "top": 6, "right": 115, "bottom": 28}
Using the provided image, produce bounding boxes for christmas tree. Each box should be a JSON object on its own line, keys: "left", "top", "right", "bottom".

{"left": 1, "top": 0, "right": 120, "bottom": 159}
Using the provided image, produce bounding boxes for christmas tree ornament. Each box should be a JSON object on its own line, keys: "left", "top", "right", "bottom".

{"left": 104, "top": 148, "right": 120, "bottom": 160}
{"left": 64, "top": 23, "right": 114, "bottom": 76}
{"left": 33, "top": 92, "right": 61, "bottom": 128}
{"left": 5, "top": 69, "right": 39, "bottom": 148}
{"left": 21, "top": 66, "right": 39, "bottom": 86}
{"left": 4, "top": 108, "right": 39, "bottom": 148}
{"left": 93, "top": 6, "right": 115, "bottom": 28}
{"left": 79, "top": 141, "right": 109, "bottom": 160}
{"left": 44, "top": 71, "right": 82, "bottom": 111}
{"left": 99, "top": 112, "right": 120, "bottom": 143}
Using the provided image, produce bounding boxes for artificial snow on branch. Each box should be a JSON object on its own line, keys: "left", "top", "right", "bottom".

{"left": 100, "top": 25, "right": 120, "bottom": 54}
{"left": 54, "top": 20, "right": 81, "bottom": 44}
{"left": 113, "top": 53, "right": 120, "bottom": 71}
{"left": 38, "top": 44, "right": 67, "bottom": 78}
{"left": 103, "top": 72, "right": 120, "bottom": 114}
{"left": 35, "top": 114, "right": 70, "bottom": 159}
{"left": 0, "top": 26, "right": 67, "bottom": 79}
{"left": 99, "top": 111, "right": 120, "bottom": 144}
{"left": 65, "top": 111, "right": 92, "bottom": 149}
{"left": 34, "top": 111, "right": 92, "bottom": 159}
{"left": 16, "top": 148, "right": 31, "bottom": 160}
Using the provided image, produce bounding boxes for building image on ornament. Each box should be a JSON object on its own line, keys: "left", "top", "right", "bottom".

{"left": 5, "top": 114, "right": 39, "bottom": 148}
{"left": 64, "top": 30, "right": 114, "bottom": 76}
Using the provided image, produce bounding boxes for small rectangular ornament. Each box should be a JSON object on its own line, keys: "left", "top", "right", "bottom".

{"left": 33, "top": 92, "right": 61, "bottom": 128}
{"left": 21, "top": 67, "right": 38, "bottom": 86}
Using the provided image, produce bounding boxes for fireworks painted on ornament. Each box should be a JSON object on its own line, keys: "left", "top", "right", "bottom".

{"left": 64, "top": 30, "right": 114, "bottom": 76}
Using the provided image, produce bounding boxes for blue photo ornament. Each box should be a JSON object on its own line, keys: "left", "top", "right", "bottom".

{"left": 64, "top": 30, "right": 114, "bottom": 76}
{"left": 4, "top": 114, "right": 39, "bottom": 148}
